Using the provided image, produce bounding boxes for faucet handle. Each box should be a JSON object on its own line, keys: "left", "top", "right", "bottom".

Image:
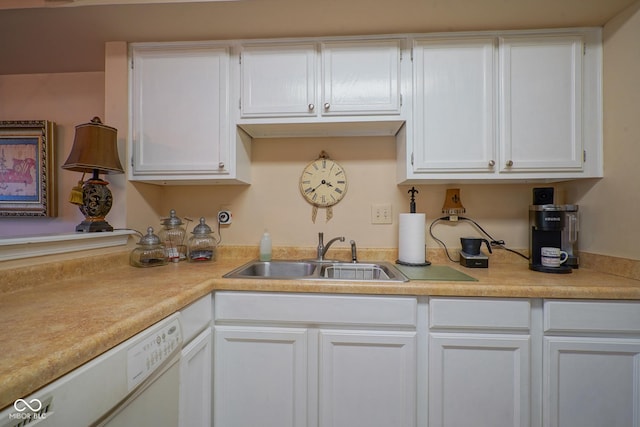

{"left": 350, "top": 240, "right": 357, "bottom": 263}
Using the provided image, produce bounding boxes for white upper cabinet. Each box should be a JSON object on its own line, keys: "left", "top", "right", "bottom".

{"left": 321, "top": 40, "right": 401, "bottom": 115}
{"left": 412, "top": 37, "right": 496, "bottom": 173}
{"left": 240, "top": 42, "right": 317, "bottom": 117}
{"left": 127, "top": 30, "right": 602, "bottom": 185}
{"left": 499, "top": 34, "right": 583, "bottom": 173}
{"left": 130, "top": 42, "right": 250, "bottom": 184}
{"left": 239, "top": 39, "right": 402, "bottom": 119}
{"left": 401, "top": 28, "right": 602, "bottom": 183}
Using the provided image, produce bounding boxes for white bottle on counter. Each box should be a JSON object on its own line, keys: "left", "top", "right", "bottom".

{"left": 259, "top": 230, "right": 272, "bottom": 261}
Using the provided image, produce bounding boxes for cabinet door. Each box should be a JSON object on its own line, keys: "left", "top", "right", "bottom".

{"left": 131, "top": 43, "right": 229, "bottom": 176}
{"left": 319, "top": 330, "right": 417, "bottom": 427}
{"left": 412, "top": 37, "right": 496, "bottom": 173}
{"left": 429, "top": 333, "right": 531, "bottom": 427}
{"left": 499, "top": 35, "right": 583, "bottom": 172}
{"left": 240, "top": 43, "right": 317, "bottom": 117}
{"left": 321, "top": 40, "right": 401, "bottom": 115}
{"left": 179, "top": 328, "right": 212, "bottom": 427}
{"left": 214, "top": 326, "right": 308, "bottom": 427}
{"left": 544, "top": 337, "right": 640, "bottom": 427}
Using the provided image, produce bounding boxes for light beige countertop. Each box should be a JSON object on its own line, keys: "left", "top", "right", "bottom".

{"left": 1, "top": 247, "right": 639, "bottom": 410}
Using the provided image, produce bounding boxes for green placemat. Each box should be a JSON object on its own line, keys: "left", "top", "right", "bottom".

{"left": 395, "top": 264, "right": 478, "bottom": 282}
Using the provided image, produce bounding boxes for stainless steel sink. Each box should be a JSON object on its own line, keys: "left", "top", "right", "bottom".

{"left": 320, "top": 262, "right": 406, "bottom": 282}
{"left": 224, "top": 260, "right": 408, "bottom": 282}
{"left": 223, "top": 260, "right": 318, "bottom": 279}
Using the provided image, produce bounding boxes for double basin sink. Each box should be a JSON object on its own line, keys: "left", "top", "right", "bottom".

{"left": 224, "top": 260, "right": 408, "bottom": 282}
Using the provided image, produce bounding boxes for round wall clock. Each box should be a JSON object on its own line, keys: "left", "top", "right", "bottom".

{"left": 299, "top": 151, "right": 348, "bottom": 223}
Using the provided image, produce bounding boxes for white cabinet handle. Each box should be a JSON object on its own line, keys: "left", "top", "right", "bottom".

{"left": 308, "top": 104, "right": 315, "bottom": 111}
{"left": 218, "top": 162, "right": 225, "bottom": 169}
{"left": 488, "top": 160, "right": 495, "bottom": 167}
{"left": 506, "top": 160, "right": 514, "bottom": 167}
{"left": 324, "top": 103, "right": 330, "bottom": 110}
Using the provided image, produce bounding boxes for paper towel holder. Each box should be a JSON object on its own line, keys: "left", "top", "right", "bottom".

{"left": 396, "top": 190, "right": 431, "bottom": 267}
{"left": 396, "top": 258, "right": 431, "bottom": 266}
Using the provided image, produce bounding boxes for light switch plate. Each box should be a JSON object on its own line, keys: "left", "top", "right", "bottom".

{"left": 371, "top": 204, "right": 392, "bottom": 224}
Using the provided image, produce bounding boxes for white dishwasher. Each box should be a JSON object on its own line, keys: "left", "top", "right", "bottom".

{"left": 1, "top": 310, "right": 191, "bottom": 427}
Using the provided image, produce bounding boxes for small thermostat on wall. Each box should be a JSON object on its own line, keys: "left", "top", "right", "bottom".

{"left": 218, "top": 210, "right": 232, "bottom": 225}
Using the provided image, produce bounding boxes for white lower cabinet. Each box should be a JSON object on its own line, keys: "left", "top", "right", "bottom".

{"left": 428, "top": 298, "right": 534, "bottom": 427}
{"left": 213, "top": 292, "right": 418, "bottom": 427}
{"left": 319, "top": 330, "right": 416, "bottom": 427}
{"left": 429, "top": 333, "right": 530, "bottom": 427}
{"left": 211, "top": 293, "right": 640, "bottom": 427}
{"left": 544, "top": 337, "right": 640, "bottom": 427}
{"left": 180, "top": 328, "right": 212, "bottom": 427}
{"left": 214, "top": 326, "right": 309, "bottom": 427}
{"left": 543, "top": 300, "right": 640, "bottom": 427}
{"left": 179, "top": 294, "right": 213, "bottom": 427}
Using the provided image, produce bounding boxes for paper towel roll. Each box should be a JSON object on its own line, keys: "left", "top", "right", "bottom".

{"left": 398, "top": 213, "right": 426, "bottom": 264}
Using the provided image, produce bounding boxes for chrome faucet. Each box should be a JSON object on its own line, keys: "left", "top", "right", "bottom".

{"left": 316, "top": 232, "right": 345, "bottom": 261}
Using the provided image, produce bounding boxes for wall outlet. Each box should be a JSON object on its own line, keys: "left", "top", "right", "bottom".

{"left": 217, "top": 210, "right": 232, "bottom": 225}
{"left": 371, "top": 204, "right": 392, "bottom": 224}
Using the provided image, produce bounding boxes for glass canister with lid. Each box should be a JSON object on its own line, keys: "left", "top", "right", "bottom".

{"left": 187, "top": 217, "right": 218, "bottom": 262}
{"left": 158, "top": 209, "right": 187, "bottom": 262}
{"left": 130, "top": 227, "right": 168, "bottom": 267}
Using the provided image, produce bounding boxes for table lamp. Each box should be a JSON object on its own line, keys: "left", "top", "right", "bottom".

{"left": 62, "top": 117, "right": 124, "bottom": 232}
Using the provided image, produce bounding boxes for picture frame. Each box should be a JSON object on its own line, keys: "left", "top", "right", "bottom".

{"left": 0, "top": 120, "right": 57, "bottom": 217}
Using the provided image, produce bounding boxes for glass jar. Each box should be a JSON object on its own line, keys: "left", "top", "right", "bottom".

{"left": 158, "top": 209, "right": 187, "bottom": 262}
{"left": 187, "top": 217, "right": 217, "bottom": 262}
{"left": 130, "top": 227, "right": 168, "bottom": 267}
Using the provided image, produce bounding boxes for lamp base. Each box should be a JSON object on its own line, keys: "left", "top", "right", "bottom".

{"left": 75, "top": 219, "right": 114, "bottom": 233}
{"left": 75, "top": 175, "right": 116, "bottom": 233}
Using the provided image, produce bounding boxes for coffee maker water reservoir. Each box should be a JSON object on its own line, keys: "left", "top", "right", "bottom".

{"left": 561, "top": 205, "right": 579, "bottom": 268}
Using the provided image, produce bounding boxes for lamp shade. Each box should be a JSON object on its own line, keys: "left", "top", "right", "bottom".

{"left": 62, "top": 117, "right": 124, "bottom": 174}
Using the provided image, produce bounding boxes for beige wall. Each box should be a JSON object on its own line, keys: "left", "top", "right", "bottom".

{"left": 123, "top": 132, "right": 544, "bottom": 251}
{"left": 0, "top": 71, "right": 115, "bottom": 236}
{"left": 143, "top": 138, "right": 538, "bottom": 250}
{"left": 563, "top": 0, "right": 640, "bottom": 260}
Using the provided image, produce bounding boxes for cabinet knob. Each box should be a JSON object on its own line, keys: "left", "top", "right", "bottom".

{"left": 506, "top": 160, "right": 514, "bottom": 167}
{"left": 488, "top": 160, "right": 495, "bottom": 167}
{"left": 218, "top": 162, "right": 225, "bottom": 169}
{"left": 324, "top": 103, "right": 330, "bottom": 110}
{"left": 308, "top": 104, "right": 315, "bottom": 111}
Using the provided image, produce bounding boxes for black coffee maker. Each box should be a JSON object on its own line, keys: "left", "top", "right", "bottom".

{"left": 529, "top": 188, "right": 572, "bottom": 274}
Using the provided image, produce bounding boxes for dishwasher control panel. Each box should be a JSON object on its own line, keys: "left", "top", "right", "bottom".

{"left": 126, "top": 314, "right": 182, "bottom": 391}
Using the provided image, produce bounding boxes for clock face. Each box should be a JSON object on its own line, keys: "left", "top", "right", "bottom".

{"left": 299, "top": 158, "right": 348, "bottom": 207}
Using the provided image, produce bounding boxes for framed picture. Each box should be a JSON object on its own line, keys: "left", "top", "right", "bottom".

{"left": 0, "top": 120, "right": 57, "bottom": 217}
